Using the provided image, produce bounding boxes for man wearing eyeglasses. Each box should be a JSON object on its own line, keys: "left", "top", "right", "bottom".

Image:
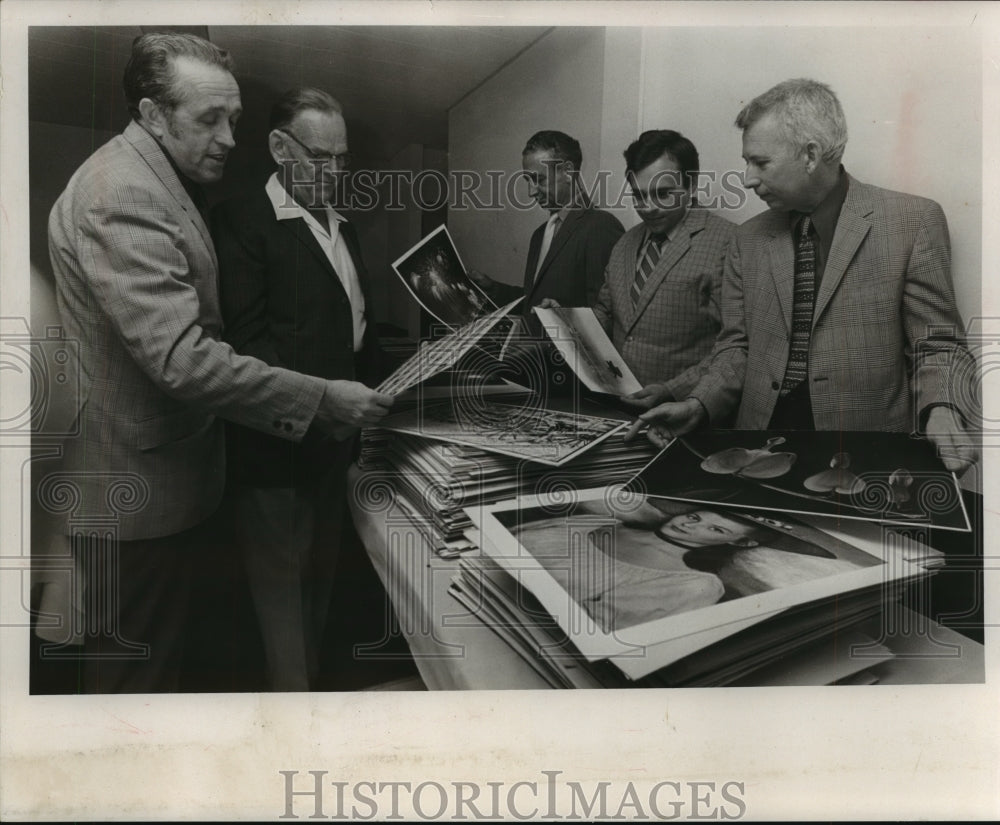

{"left": 212, "top": 87, "right": 387, "bottom": 691}
{"left": 47, "top": 37, "right": 393, "bottom": 694}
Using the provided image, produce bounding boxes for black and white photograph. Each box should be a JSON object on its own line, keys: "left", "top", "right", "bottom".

{"left": 474, "top": 488, "right": 919, "bottom": 668}
{"left": 628, "top": 430, "right": 972, "bottom": 531}
{"left": 392, "top": 224, "right": 495, "bottom": 328}
{"left": 1, "top": 1, "right": 996, "bottom": 821}
{"left": 534, "top": 306, "right": 643, "bottom": 395}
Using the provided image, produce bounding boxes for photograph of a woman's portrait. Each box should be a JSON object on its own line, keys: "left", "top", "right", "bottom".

{"left": 494, "top": 494, "right": 882, "bottom": 634}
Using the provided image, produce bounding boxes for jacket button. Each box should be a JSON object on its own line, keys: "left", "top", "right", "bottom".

{"left": 771, "top": 381, "right": 780, "bottom": 391}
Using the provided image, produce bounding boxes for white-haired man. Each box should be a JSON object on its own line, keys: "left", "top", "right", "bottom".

{"left": 632, "top": 78, "right": 978, "bottom": 474}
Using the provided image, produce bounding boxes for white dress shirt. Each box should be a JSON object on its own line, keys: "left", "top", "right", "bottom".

{"left": 533, "top": 208, "right": 567, "bottom": 281}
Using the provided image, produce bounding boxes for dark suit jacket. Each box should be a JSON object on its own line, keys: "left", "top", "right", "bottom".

{"left": 490, "top": 206, "right": 624, "bottom": 332}
{"left": 212, "top": 183, "right": 381, "bottom": 486}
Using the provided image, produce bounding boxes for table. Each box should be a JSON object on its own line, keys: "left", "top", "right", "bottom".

{"left": 348, "top": 465, "right": 985, "bottom": 689}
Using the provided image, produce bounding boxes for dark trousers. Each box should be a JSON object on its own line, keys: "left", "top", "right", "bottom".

{"left": 230, "top": 463, "right": 348, "bottom": 691}
{"left": 78, "top": 520, "right": 207, "bottom": 693}
{"left": 768, "top": 380, "right": 815, "bottom": 430}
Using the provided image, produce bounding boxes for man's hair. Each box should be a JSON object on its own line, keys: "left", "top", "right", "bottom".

{"left": 269, "top": 87, "right": 344, "bottom": 132}
{"left": 123, "top": 32, "right": 235, "bottom": 120}
{"left": 735, "top": 78, "right": 848, "bottom": 164}
{"left": 623, "top": 130, "right": 700, "bottom": 189}
{"left": 522, "top": 130, "right": 583, "bottom": 171}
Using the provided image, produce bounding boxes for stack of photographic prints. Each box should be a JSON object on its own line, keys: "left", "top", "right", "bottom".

{"left": 459, "top": 485, "right": 944, "bottom": 687}
{"left": 359, "top": 403, "right": 658, "bottom": 558}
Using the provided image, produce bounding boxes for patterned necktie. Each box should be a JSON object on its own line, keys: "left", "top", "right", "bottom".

{"left": 779, "top": 216, "right": 817, "bottom": 395}
{"left": 631, "top": 231, "right": 667, "bottom": 305}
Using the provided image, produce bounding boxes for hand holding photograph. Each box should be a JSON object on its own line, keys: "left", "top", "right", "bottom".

{"left": 626, "top": 430, "right": 971, "bottom": 531}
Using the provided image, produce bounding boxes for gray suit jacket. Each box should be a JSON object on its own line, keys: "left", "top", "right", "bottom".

{"left": 690, "top": 175, "right": 976, "bottom": 431}
{"left": 594, "top": 207, "right": 734, "bottom": 397}
{"left": 48, "top": 121, "right": 327, "bottom": 540}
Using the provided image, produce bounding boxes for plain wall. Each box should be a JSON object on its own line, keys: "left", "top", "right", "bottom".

{"left": 639, "top": 26, "right": 982, "bottom": 324}
{"left": 29, "top": 122, "right": 118, "bottom": 280}
{"left": 448, "top": 27, "right": 609, "bottom": 287}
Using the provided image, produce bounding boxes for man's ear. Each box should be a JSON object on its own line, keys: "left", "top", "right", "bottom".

{"left": 138, "top": 98, "right": 167, "bottom": 138}
{"left": 803, "top": 140, "right": 823, "bottom": 173}
{"left": 267, "top": 129, "right": 287, "bottom": 164}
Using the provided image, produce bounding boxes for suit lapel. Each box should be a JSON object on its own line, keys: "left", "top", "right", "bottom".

{"left": 123, "top": 121, "right": 217, "bottom": 270}
{"left": 625, "top": 209, "right": 704, "bottom": 332}
{"left": 282, "top": 217, "right": 341, "bottom": 280}
{"left": 765, "top": 216, "right": 795, "bottom": 334}
{"left": 813, "top": 177, "right": 872, "bottom": 324}
{"left": 525, "top": 208, "right": 584, "bottom": 300}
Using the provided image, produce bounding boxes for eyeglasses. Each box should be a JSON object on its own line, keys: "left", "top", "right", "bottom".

{"left": 278, "top": 129, "right": 353, "bottom": 168}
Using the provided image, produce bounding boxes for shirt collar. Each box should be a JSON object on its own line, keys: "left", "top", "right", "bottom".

{"left": 265, "top": 172, "right": 347, "bottom": 227}
{"left": 140, "top": 124, "right": 207, "bottom": 211}
{"left": 546, "top": 204, "right": 571, "bottom": 226}
{"left": 792, "top": 165, "right": 849, "bottom": 242}
{"left": 643, "top": 207, "right": 690, "bottom": 245}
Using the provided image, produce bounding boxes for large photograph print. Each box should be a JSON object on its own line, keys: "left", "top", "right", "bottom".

{"left": 472, "top": 487, "right": 924, "bottom": 671}
{"left": 627, "top": 430, "right": 971, "bottom": 532}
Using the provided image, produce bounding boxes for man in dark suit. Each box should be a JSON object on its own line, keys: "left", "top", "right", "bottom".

{"left": 48, "top": 36, "right": 392, "bottom": 694}
{"left": 470, "top": 130, "right": 624, "bottom": 333}
{"left": 632, "top": 79, "right": 978, "bottom": 475}
{"left": 212, "top": 88, "right": 387, "bottom": 691}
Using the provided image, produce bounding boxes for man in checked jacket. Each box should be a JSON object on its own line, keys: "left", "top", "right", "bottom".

{"left": 592, "top": 130, "right": 736, "bottom": 407}
{"left": 47, "top": 35, "right": 393, "bottom": 693}
{"left": 631, "top": 79, "right": 979, "bottom": 476}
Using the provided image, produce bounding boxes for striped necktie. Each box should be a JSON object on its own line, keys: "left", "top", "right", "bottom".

{"left": 631, "top": 231, "right": 667, "bottom": 305}
{"left": 779, "top": 215, "right": 817, "bottom": 395}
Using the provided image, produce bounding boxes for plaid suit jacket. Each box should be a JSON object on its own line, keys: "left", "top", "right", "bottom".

{"left": 593, "top": 207, "right": 734, "bottom": 397}
{"left": 690, "top": 175, "right": 976, "bottom": 431}
{"left": 47, "top": 121, "right": 328, "bottom": 540}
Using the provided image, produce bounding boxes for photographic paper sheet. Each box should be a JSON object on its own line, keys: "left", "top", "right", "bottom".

{"left": 533, "top": 306, "right": 642, "bottom": 395}
{"left": 391, "top": 224, "right": 496, "bottom": 328}
{"left": 376, "top": 297, "right": 522, "bottom": 395}
{"left": 471, "top": 487, "right": 921, "bottom": 667}
{"left": 377, "top": 400, "right": 628, "bottom": 466}
{"left": 627, "top": 430, "right": 971, "bottom": 531}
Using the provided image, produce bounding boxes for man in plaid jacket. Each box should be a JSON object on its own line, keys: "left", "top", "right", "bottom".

{"left": 631, "top": 79, "right": 978, "bottom": 475}
{"left": 593, "top": 130, "right": 735, "bottom": 404}
{"left": 47, "top": 34, "right": 393, "bottom": 692}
